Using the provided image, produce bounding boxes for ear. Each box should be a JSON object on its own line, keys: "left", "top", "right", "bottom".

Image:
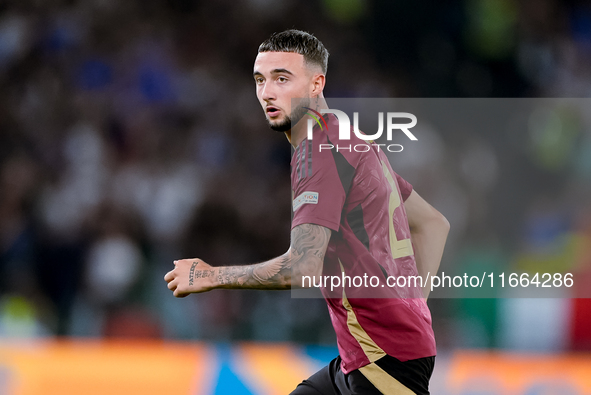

{"left": 310, "top": 73, "right": 326, "bottom": 97}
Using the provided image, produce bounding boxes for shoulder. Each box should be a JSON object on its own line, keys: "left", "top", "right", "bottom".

{"left": 309, "top": 114, "right": 369, "bottom": 170}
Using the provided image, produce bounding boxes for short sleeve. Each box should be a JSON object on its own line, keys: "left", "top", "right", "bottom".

{"left": 395, "top": 172, "right": 413, "bottom": 201}
{"left": 291, "top": 139, "right": 352, "bottom": 232}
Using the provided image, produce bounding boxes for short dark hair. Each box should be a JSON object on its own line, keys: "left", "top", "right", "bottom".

{"left": 258, "top": 29, "right": 329, "bottom": 74}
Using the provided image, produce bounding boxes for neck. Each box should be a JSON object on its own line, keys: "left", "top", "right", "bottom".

{"left": 286, "top": 96, "right": 328, "bottom": 147}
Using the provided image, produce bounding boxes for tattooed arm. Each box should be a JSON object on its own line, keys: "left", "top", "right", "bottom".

{"left": 164, "top": 223, "right": 331, "bottom": 297}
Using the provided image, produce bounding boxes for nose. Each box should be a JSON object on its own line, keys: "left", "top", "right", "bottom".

{"left": 260, "top": 81, "right": 276, "bottom": 102}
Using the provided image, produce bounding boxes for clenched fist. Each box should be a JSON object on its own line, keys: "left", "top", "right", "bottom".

{"left": 164, "top": 258, "right": 217, "bottom": 297}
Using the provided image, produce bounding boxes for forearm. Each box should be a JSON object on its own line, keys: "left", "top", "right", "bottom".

{"left": 411, "top": 217, "right": 449, "bottom": 298}
{"left": 199, "top": 224, "right": 330, "bottom": 291}
{"left": 208, "top": 254, "right": 292, "bottom": 290}
{"left": 165, "top": 224, "right": 331, "bottom": 296}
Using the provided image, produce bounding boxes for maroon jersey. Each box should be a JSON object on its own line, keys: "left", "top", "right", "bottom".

{"left": 291, "top": 114, "right": 436, "bottom": 374}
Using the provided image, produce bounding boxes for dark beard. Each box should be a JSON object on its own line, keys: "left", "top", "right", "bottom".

{"left": 268, "top": 99, "right": 310, "bottom": 132}
{"left": 269, "top": 116, "right": 293, "bottom": 132}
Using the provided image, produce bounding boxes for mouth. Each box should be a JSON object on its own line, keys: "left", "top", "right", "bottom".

{"left": 266, "top": 106, "right": 281, "bottom": 118}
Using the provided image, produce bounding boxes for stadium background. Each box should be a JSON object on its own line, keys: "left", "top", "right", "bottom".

{"left": 0, "top": 0, "right": 590, "bottom": 393}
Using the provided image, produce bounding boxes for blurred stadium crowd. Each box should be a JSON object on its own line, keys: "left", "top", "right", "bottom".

{"left": 0, "top": 0, "right": 591, "bottom": 352}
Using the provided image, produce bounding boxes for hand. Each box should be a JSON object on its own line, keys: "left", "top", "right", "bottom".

{"left": 164, "top": 258, "right": 216, "bottom": 297}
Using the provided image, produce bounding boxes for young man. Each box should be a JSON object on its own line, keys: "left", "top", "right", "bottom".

{"left": 165, "top": 30, "right": 449, "bottom": 394}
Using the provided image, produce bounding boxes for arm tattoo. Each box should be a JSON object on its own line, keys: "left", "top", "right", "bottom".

{"left": 218, "top": 224, "right": 331, "bottom": 290}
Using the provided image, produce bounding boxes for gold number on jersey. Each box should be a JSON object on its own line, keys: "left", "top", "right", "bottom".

{"left": 381, "top": 162, "right": 414, "bottom": 259}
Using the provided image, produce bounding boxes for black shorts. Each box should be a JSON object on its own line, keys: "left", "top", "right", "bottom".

{"left": 290, "top": 354, "right": 435, "bottom": 395}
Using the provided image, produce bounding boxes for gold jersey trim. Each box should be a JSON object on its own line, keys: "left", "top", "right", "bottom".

{"left": 359, "top": 362, "right": 415, "bottom": 395}
{"left": 339, "top": 260, "right": 386, "bottom": 364}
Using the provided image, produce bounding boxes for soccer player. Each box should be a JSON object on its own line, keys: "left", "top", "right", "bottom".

{"left": 164, "top": 30, "right": 449, "bottom": 394}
